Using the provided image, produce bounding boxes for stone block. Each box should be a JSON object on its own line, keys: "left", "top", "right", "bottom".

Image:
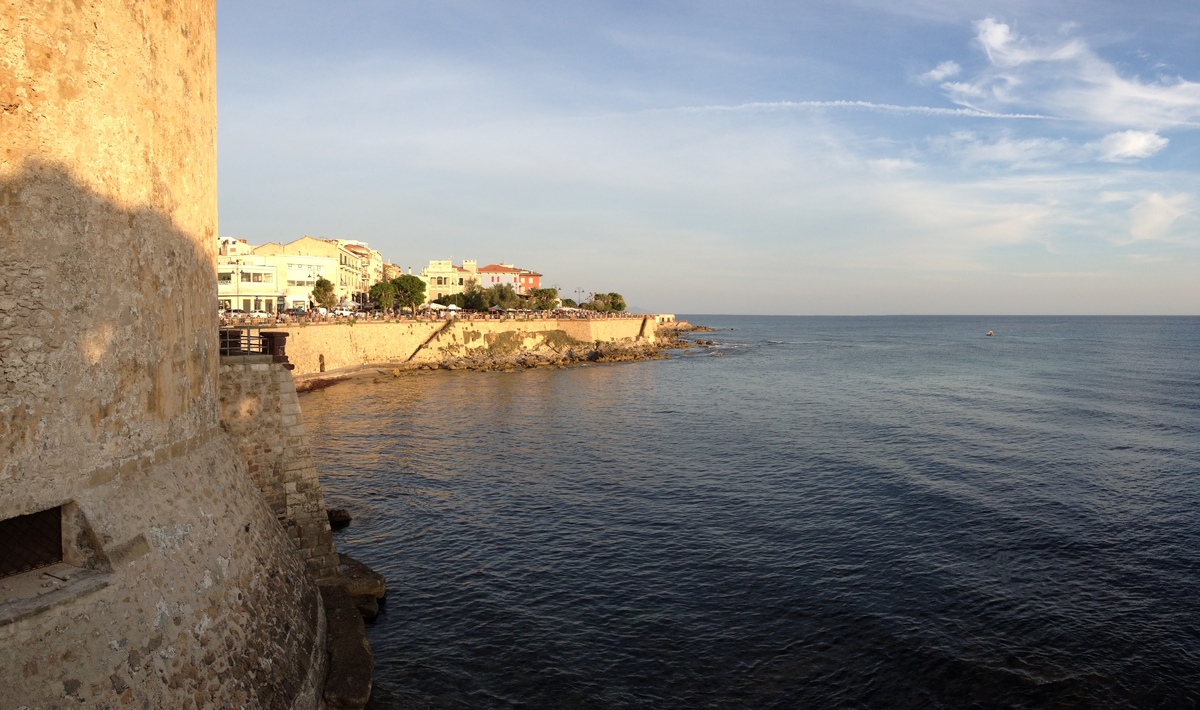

{"left": 319, "top": 584, "right": 373, "bottom": 710}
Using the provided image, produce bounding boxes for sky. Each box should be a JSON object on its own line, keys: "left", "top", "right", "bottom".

{"left": 216, "top": 0, "right": 1200, "bottom": 314}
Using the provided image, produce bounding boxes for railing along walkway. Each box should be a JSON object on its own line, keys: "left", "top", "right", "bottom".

{"left": 219, "top": 329, "right": 294, "bottom": 369}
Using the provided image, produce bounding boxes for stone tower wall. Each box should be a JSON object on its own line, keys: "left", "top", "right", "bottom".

{"left": 1, "top": 3, "right": 327, "bottom": 707}
{"left": 219, "top": 357, "right": 341, "bottom": 582}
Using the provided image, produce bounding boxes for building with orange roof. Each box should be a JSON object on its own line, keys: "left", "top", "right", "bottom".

{"left": 478, "top": 263, "right": 542, "bottom": 295}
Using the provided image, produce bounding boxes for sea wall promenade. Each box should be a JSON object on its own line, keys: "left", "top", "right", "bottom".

{"left": 248, "top": 315, "right": 672, "bottom": 376}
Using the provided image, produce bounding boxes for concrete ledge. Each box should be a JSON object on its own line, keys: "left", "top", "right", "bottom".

{"left": 0, "top": 565, "right": 113, "bottom": 629}
{"left": 219, "top": 354, "right": 275, "bottom": 365}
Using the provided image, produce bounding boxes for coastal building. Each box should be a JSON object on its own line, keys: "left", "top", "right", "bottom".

{"left": 218, "top": 255, "right": 283, "bottom": 312}
{"left": 218, "top": 235, "right": 255, "bottom": 257}
{"left": 518, "top": 268, "right": 542, "bottom": 295}
{"left": 420, "top": 258, "right": 478, "bottom": 303}
{"left": 383, "top": 262, "right": 403, "bottom": 280}
{"left": 334, "top": 239, "right": 385, "bottom": 306}
{"left": 280, "top": 254, "right": 337, "bottom": 309}
{"left": 478, "top": 263, "right": 543, "bottom": 295}
{"left": 217, "top": 236, "right": 388, "bottom": 311}
{"left": 252, "top": 236, "right": 366, "bottom": 305}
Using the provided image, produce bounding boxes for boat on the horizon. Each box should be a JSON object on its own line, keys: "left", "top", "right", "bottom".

{"left": 986, "top": 331, "right": 995, "bottom": 337}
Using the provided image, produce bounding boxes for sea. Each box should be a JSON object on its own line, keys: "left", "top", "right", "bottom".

{"left": 299, "top": 316, "right": 1200, "bottom": 709}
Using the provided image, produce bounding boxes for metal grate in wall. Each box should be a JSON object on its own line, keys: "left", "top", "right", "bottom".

{"left": 0, "top": 507, "right": 63, "bottom": 579}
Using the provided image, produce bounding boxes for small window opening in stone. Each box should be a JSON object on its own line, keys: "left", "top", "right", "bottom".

{"left": 0, "top": 506, "right": 64, "bottom": 579}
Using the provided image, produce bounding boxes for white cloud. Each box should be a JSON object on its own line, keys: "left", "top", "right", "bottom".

{"left": 1092, "top": 130, "right": 1169, "bottom": 162}
{"left": 928, "top": 131, "right": 1072, "bottom": 168}
{"left": 869, "top": 158, "right": 919, "bottom": 173}
{"left": 975, "top": 18, "right": 1087, "bottom": 68}
{"left": 928, "top": 129, "right": 1167, "bottom": 168}
{"left": 942, "top": 19, "right": 1200, "bottom": 130}
{"left": 1129, "top": 193, "right": 1192, "bottom": 242}
{"left": 939, "top": 80, "right": 985, "bottom": 99}
{"left": 920, "top": 60, "right": 961, "bottom": 84}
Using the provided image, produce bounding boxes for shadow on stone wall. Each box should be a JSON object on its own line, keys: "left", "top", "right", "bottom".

{"left": 1, "top": 160, "right": 331, "bottom": 708}
{"left": 1, "top": 159, "right": 219, "bottom": 489}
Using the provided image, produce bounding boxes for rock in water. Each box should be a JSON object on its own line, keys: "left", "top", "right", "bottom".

{"left": 338, "top": 554, "right": 388, "bottom": 621}
{"left": 328, "top": 508, "right": 352, "bottom": 529}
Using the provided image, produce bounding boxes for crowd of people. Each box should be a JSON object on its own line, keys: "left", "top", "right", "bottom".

{"left": 218, "top": 307, "right": 644, "bottom": 326}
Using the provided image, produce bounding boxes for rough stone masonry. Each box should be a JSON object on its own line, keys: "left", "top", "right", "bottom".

{"left": 1, "top": 3, "right": 333, "bottom": 707}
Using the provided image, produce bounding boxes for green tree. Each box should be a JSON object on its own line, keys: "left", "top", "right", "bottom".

{"left": 311, "top": 277, "right": 337, "bottom": 310}
{"left": 390, "top": 274, "right": 426, "bottom": 313}
{"left": 560, "top": 298, "right": 578, "bottom": 308}
{"left": 369, "top": 280, "right": 397, "bottom": 311}
{"left": 434, "top": 293, "right": 466, "bottom": 308}
{"left": 582, "top": 292, "right": 626, "bottom": 312}
{"left": 462, "top": 279, "right": 486, "bottom": 311}
{"left": 527, "top": 287, "right": 559, "bottom": 310}
{"left": 482, "top": 284, "right": 520, "bottom": 310}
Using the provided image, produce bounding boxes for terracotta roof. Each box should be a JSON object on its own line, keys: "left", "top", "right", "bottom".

{"left": 477, "top": 263, "right": 523, "bottom": 273}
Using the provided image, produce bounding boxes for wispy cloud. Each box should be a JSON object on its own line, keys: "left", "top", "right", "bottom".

{"left": 919, "top": 60, "right": 961, "bottom": 84}
{"left": 1129, "top": 193, "right": 1193, "bottom": 242}
{"left": 933, "top": 18, "right": 1200, "bottom": 130}
{"left": 928, "top": 131, "right": 1072, "bottom": 168}
{"left": 924, "top": 128, "right": 1171, "bottom": 168}
{"left": 975, "top": 18, "right": 1087, "bottom": 67}
{"left": 1091, "top": 130, "right": 1169, "bottom": 162}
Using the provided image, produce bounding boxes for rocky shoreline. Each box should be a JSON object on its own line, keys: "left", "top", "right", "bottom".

{"left": 661, "top": 319, "right": 715, "bottom": 333}
{"left": 294, "top": 319, "right": 713, "bottom": 392}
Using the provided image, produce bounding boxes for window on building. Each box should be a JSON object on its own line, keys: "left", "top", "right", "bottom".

{"left": 241, "top": 272, "right": 252, "bottom": 282}
{"left": 0, "top": 506, "right": 63, "bottom": 579}
{"left": 218, "top": 272, "right": 232, "bottom": 284}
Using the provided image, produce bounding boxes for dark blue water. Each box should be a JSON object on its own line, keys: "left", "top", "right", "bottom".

{"left": 301, "top": 316, "right": 1200, "bottom": 708}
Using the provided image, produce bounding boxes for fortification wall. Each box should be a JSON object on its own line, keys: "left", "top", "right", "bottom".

{"left": 0, "top": 446, "right": 329, "bottom": 708}
{"left": 220, "top": 357, "right": 340, "bottom": 583}
{"left": 1, "top": 3, "right": 327, "bottom": 707}
{"left": 284, "top": 321, "right": 441, "bottom": 374}
{"left": 1, "top": 0, "right": 219, "bottom": 484}
{"left": 278, "top": 317, "right": 658, "bottom": 374}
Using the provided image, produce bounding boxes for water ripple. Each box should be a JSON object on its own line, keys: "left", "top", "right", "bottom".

{"left": 304, "top": 316, "right": 1200, "bottom": 708}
